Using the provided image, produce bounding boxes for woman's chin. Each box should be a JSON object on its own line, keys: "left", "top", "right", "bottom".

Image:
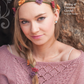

{"left": 33, "top": 42, "right": 44, "bottom": 46}
{"left": 32, "top": 40, "right": 47, "bottom": 46}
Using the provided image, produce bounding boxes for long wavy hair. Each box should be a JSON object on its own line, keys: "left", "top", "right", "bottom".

{"left": 13, "top": 0, "right": 60, "bottom": 84}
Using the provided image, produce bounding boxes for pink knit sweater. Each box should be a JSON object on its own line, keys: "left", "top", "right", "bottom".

{"left": 0, "top": 45, "right": 84, "bottom": 84}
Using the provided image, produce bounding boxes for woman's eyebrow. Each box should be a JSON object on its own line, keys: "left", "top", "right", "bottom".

{"left": 19, "top": 18, "right": 27, "bottom": 20}
{"left": 19, "top": 13, "right": 46, "bottom": 20}
{"left": 35, "top": 13, "right": 46, "bottom": 18}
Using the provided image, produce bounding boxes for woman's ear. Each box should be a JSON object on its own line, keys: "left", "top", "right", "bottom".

{"left": 54, "top": 9, "right": 59, "bottom": 22}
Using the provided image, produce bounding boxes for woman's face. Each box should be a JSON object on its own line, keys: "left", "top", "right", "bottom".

{"left": 19, "top": 2, "right": 58, "bottom": 45}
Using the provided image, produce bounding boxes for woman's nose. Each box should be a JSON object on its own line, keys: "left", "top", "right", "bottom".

{"left": 31, "top": 21, "right": 39, "bottom": 33}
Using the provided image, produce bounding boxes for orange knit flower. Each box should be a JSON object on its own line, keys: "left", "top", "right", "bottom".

{"left": 18, "top": 0, "right": 25, "bottom": 6}
{"left": 56, "top": 4, "right": 60, "bottom": 10}
{"left": 27, "top": 60, "right": 30, "bottom": 65}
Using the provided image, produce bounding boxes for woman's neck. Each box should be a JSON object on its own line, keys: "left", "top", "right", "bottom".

{"left": 32, "top": 40, "right": 59, "bottom": 62}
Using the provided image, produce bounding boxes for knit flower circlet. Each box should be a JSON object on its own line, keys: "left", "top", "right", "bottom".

{"left": 12, "top": 0, "right": 60, "bottom": 13}
{"left": 18, "top": 0, "right": 60, "bottom": 9}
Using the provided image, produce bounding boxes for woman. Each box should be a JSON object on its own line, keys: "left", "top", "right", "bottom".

{"left": 0, "top": 0, "right": 84, "bottom": 84}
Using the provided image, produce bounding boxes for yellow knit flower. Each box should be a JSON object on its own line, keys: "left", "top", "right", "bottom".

{"left": 27, "top": 60, "right": 30, "bottom": 65}
{"left": 18, "top": 0, "right": 25, "bottom": 6}
{"left": 56, "top": 4, "right": 60, "bottom": 10}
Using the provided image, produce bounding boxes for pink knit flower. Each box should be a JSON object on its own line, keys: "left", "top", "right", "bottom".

{"left": 32, "top": 68, "right": 38, "bottom": 73}
{"left": 12, "top": 8, "right": 16, "bottom": 13}
{"left": 51, "top": 1, "right": 55, "bottom": 8}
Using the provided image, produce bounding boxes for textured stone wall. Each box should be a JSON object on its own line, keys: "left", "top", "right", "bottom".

{"left": 0, "top": 0, "right": 84, "bottom": 51}
{"left": 0, "top": 0, "right": 14, "bottom": 46}
{"left": 57, "top": 0, "right": 84, "bottom": 51}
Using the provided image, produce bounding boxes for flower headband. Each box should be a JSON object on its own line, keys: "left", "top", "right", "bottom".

{"left": 12, "top": 0, "right": 60, "bottom": 13}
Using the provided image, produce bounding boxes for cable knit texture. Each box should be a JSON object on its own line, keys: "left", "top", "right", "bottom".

{"left": 0, "top": 45, "right": 84, "bottom": 84}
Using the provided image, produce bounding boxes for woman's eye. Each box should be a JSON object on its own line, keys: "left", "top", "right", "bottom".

{"left": 37, "top": 17, "right": 45, "bottom": 21}
{"left": 21, "top": 21, "right": 29, "bottom": 24}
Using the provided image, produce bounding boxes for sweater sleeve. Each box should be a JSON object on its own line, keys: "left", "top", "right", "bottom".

{"left": 0, "top": 45, "right": 16, "bottom": 84}
{"left": 0, "top": 75, "right": 9, "bottom": 84}
{"left": 75, "top": 51, "right": 84, "bottom": 84}
{"left": 0, "top": 45, "right": 9, "bottom": 84}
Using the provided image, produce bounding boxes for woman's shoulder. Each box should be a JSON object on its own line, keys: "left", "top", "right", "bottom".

{"left": 0, "top": 45, "right": 10, "bottom": 63}
{"left": 0, "top": 45, "right": 15, "bottom": 76}
{"left": 0, "top": 45, "right": 10, "bottom": 70}
{"left": 0, "top": 45, "right": 7, "bottom": 54}
{"left": 68, "top": 48, "right": 82, "bottom": 61}
{"left": 58, "top": 42, "right": 83, "bottom": 61}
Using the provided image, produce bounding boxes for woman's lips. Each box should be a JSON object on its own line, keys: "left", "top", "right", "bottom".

{"left": 31, "top": 35, "right": 43, "bottom": 39}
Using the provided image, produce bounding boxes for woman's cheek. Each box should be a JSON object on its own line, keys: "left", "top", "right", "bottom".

{"left": 41, "top": 17, "right": 54, "bottom": 31}
{"left": 20, "top": 25, "right": 30, "bottom": 35}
